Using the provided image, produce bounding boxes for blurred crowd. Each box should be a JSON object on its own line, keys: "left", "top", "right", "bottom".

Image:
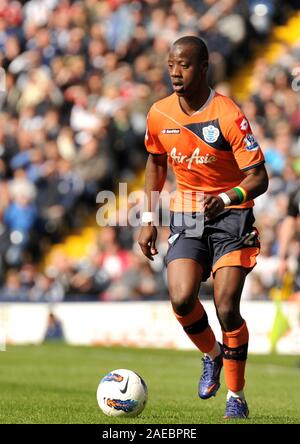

{"left": 241, "top": 44, "right": 300, "bottom": 300}
{"left": 0, "top": 0, "right": 299, "bottom": 302}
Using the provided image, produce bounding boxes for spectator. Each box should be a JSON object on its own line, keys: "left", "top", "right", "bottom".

{"left": 0, "top": 268, "right": 29, "bottom": 301}
{"left": 2, "top": 178, "right": 38, "bottom": 266}
{"left": 44, "top": 312, "right": 64, "bottom": 341}
{"left": 29, "top": 273, "right": 65, "bottom": 302}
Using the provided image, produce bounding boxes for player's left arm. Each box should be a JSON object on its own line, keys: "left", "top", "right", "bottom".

{"left": 224, "top": 163, "right": 269, "bottom": 203}
{"left": 204, "top": 164, "right": 268, "bottom": 219}
{"left": 204, "top": 108, "right": 268, "bottom": 219}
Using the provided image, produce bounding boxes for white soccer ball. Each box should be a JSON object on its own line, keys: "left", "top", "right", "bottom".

{"left": 97, "top": 369, "right": 148, "bottom": 417}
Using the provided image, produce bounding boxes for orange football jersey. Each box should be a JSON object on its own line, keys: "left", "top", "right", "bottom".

{"left": 145, "top": 90, "right": 265, "bottom": 211}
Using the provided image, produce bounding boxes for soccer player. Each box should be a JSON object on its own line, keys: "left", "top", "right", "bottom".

{"left": 138, "top": 36, "right": 268, "bottom": 419}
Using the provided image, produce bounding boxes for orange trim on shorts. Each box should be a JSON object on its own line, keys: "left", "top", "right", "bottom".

{"left": 212, "top": 247, "right": 259, "bottom": 274}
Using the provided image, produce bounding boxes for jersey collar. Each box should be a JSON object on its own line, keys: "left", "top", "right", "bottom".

{"left": 176, "top": 88, "right": 215, "bottom": 117}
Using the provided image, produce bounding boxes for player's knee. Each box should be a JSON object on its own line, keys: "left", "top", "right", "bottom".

{"left": 169, "top": 283, "right": 195, "bottom": 316}
{"left": 216, "top": 303, "right": 241, "bottom": 331}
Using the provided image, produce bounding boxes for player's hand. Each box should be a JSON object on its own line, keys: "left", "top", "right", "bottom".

{"left": 138, "top": 225, "right": 158, "bottom": 261}
{"left": 203, "top": 195, "right": 225, "bottom": 219}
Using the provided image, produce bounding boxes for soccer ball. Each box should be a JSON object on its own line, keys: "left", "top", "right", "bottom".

{"left": 97, "top": 369, "right": 148, "bottom": 417}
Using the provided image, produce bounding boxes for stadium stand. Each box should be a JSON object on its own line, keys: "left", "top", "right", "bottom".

{"left": 0, "top": 0, "right": 299, "bottom": 302}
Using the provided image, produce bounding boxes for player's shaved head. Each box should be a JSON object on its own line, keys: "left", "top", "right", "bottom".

{"left": 168, "top": 35, "right": 209, "bottom": 99}
{"left": 171, "top": 36, "right": 208, "bottom": 63}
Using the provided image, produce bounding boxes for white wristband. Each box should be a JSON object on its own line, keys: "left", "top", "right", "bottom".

{"left": 218, "top": 192, "right": 231, "bottom": 207}
{"left": 141, "top": 211, "right": 155, "bottom": 224}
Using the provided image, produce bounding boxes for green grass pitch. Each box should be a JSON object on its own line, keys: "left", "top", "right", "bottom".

{"left": 0, "top": 343, "right": 299, "bottom": 424}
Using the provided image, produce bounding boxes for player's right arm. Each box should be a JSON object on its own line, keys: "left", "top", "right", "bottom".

{"left": 138, "top": 153, "right": 167, "bottom": 261}
{"left": 138, "top": 107, "right": 168, "bottom": 261}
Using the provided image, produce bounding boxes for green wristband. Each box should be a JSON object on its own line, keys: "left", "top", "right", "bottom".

{"left": 233, "top": 187, "right": 244, "bottom": 204}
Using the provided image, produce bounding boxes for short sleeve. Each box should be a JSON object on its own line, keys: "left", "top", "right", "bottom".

{"left": 144, "top": 108, "right": 166, "bottom": 155}
{"left": 221, "top": 109, "right": 265, "bottom": 171}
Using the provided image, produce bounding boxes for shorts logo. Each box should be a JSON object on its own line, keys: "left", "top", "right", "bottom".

{"left": 243, "top": 229, "right": 259, "bottom": 246}
{"left": 168, "top": 233, "right": 180, "bottom": 245}
{"left": 202, "top": 125, "right": 219, "bottom": 143}
{"left": 162, "top": 129, "right": 180, "bottom": 134}
{"left": 244, "top": 133, "right": 259, "bottom": 151}
{"left": 235, "top": 116, "right": 250, "bottom": 134}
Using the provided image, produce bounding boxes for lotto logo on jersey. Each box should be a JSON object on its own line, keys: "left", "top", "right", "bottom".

{"left": 235, "top": 116, "right": 250, "bottom": 134}
{"left": 162, "top": 128, "right": 181, "bottom": 134}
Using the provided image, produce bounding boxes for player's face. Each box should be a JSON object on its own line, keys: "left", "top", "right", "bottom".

{"left": 168, "top": 45, "right": 207, "bottom": 97}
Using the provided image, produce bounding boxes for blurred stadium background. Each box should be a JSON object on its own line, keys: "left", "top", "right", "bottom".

{"left": 0, "top": 0, "right": 300, "bottom": 357}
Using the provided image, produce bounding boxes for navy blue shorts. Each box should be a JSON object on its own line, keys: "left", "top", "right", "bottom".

{"left": 165, "top": 209, "right": 260, "bottom": 281}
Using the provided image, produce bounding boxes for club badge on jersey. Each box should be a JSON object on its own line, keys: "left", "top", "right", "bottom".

{"left": 202, "top": 125, "right": 220, "bottom": 143}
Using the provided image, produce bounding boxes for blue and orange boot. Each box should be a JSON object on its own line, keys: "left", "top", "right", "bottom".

{"left": 224, "top": 397, "right": 249, "bottom": 419}
{"left": 198, "top": 347, "right": 223, "bottom": 399}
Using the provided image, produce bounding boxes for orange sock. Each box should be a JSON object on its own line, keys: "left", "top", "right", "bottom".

{"left": 222, "top": 321, "right": 249, "bottom": 392}
{"left": 174, "top": 299, "right": 216, "bottom": 353}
